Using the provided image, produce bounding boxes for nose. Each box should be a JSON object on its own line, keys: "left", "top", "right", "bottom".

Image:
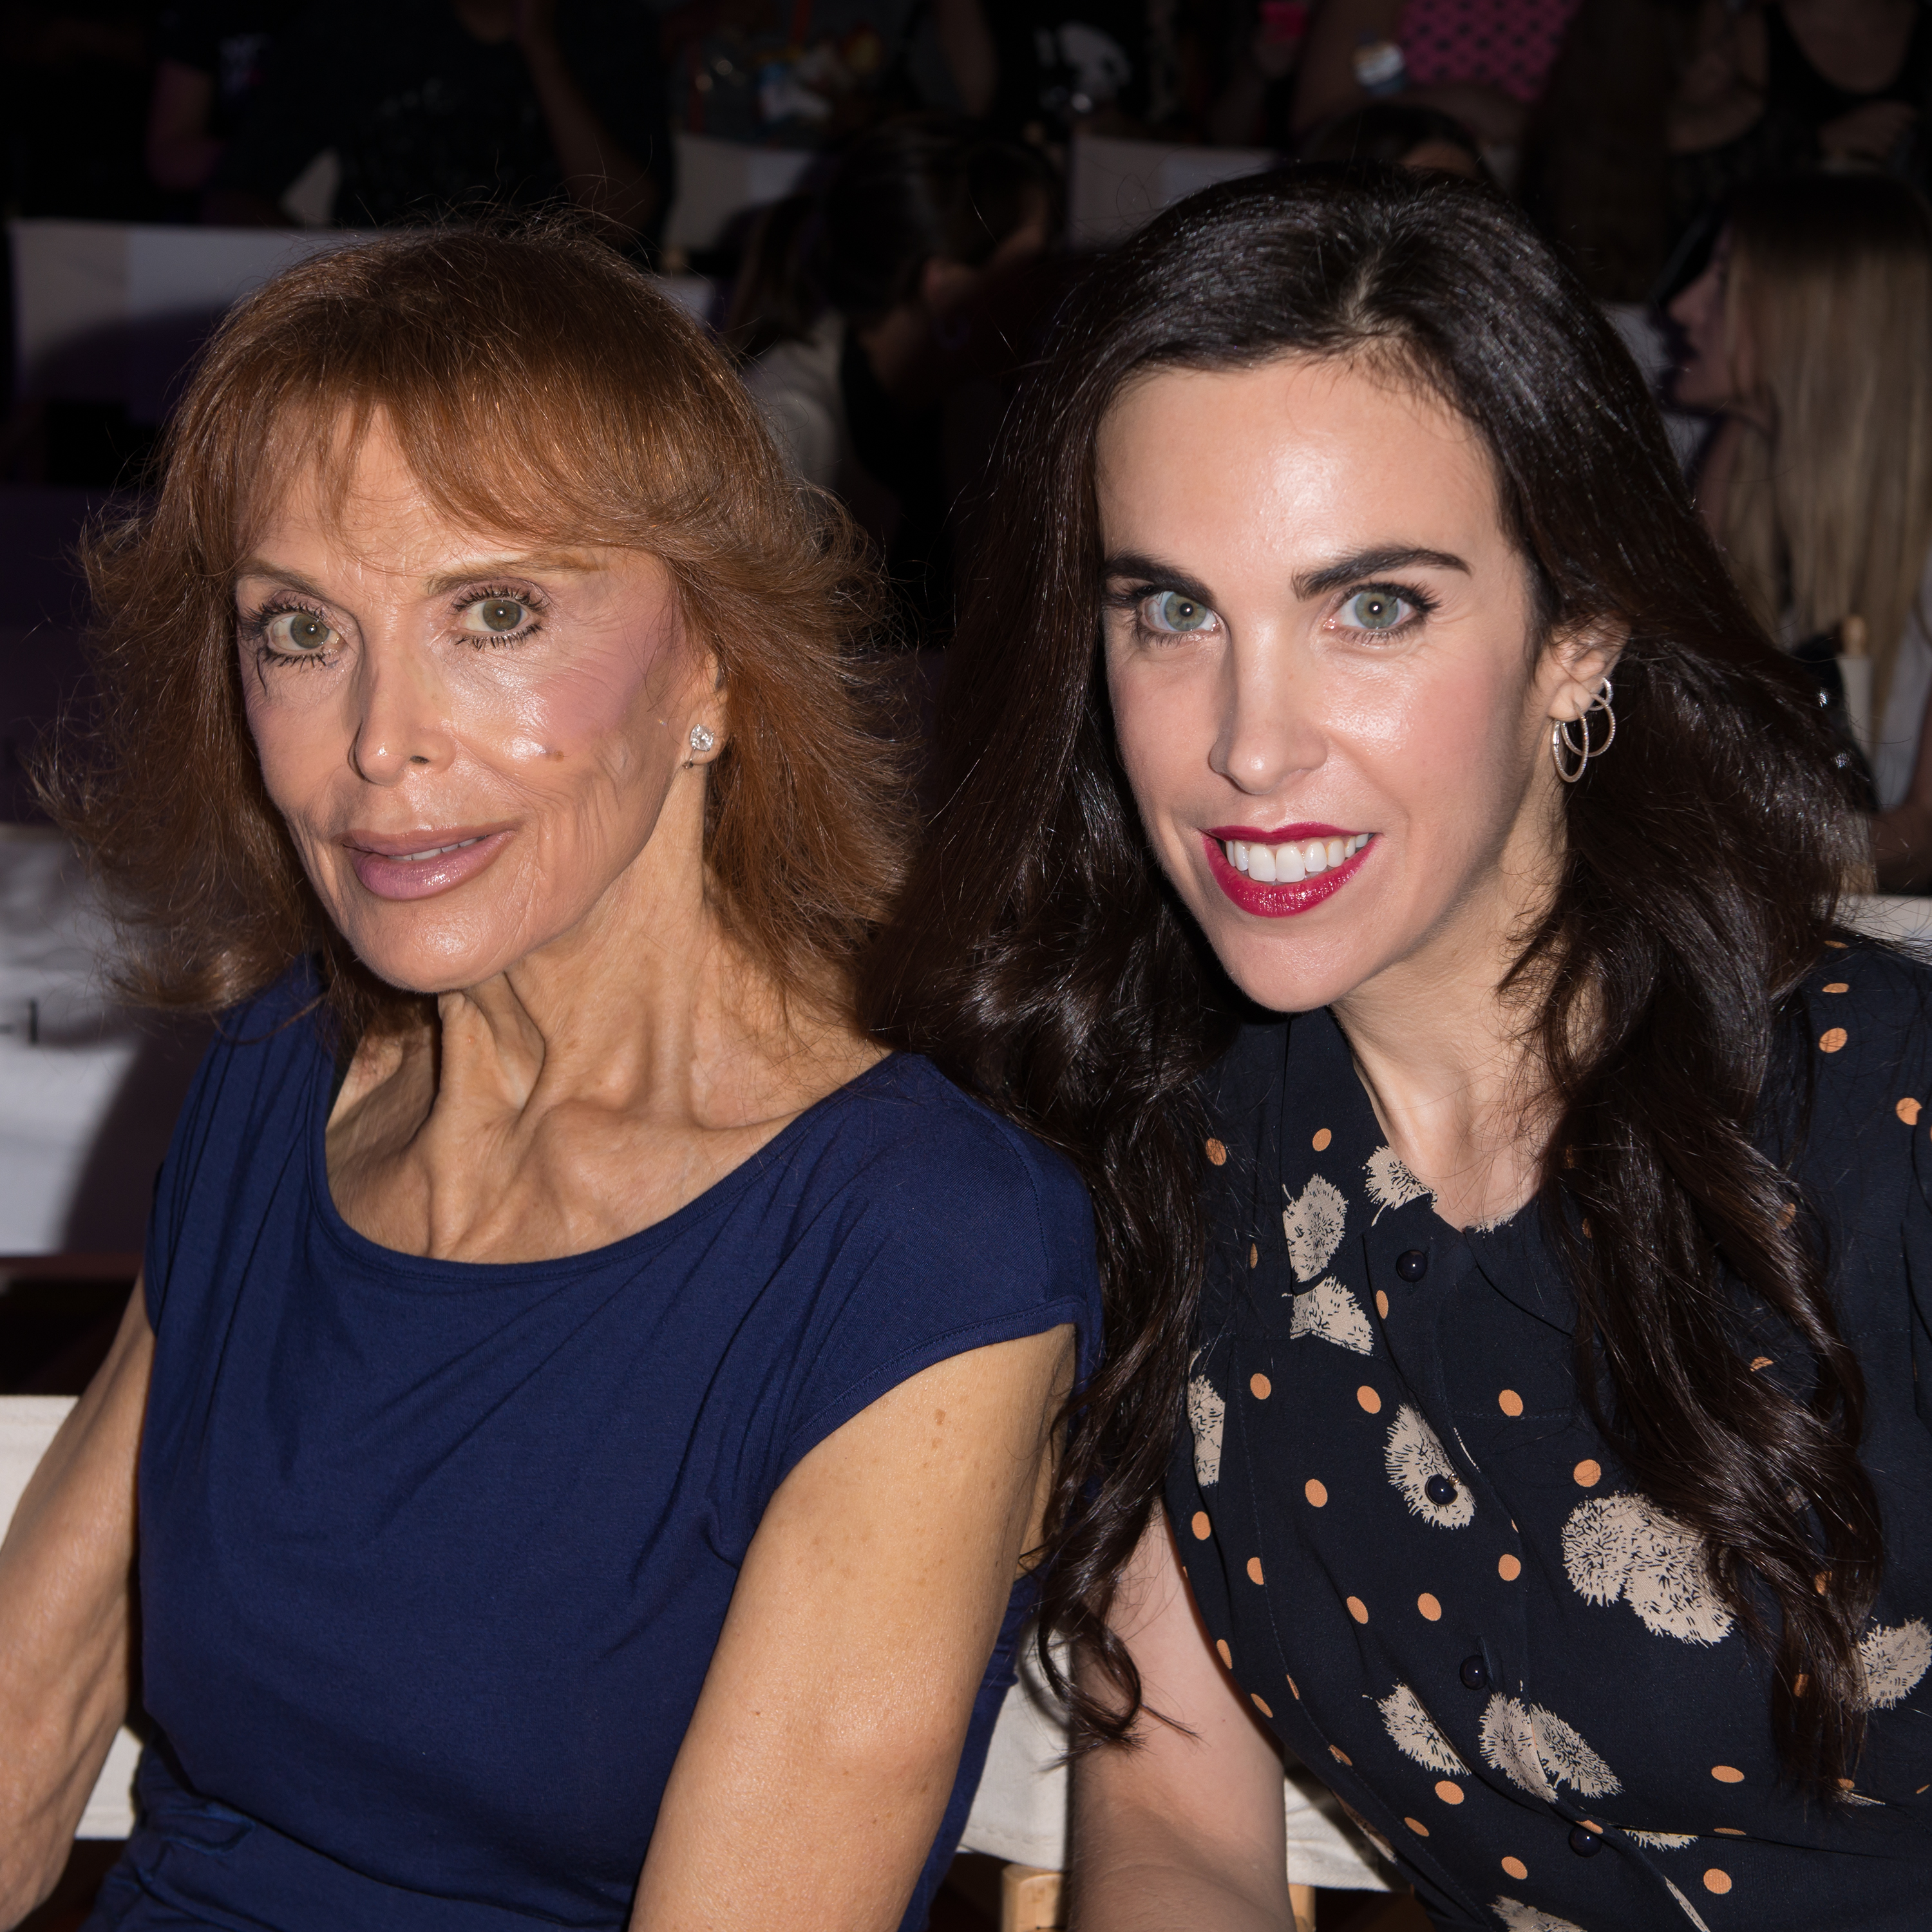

{"left": 348, "top": 644, "right": 456, "bottom": 786}
{"left": 1211, "top": 625, "right": 1325, "bottom": 797}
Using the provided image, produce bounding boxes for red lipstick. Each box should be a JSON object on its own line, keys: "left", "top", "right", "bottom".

{"left": 1200, "top": 827, "right": 1373, "bottom": 918}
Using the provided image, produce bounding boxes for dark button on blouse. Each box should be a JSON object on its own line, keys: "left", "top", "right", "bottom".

{"left": 1168, "top": 959, "right": 1932, "bottom": 1931}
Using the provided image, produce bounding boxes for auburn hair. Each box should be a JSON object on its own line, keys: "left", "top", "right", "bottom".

{"left": 44, "top": 222, "right": 904, "bottom": 1037}
{"left": 861, "top": 166, "right": 1880, "bottom": 1796}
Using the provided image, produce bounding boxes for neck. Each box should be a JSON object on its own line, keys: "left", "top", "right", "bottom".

{"left": 1331, "top": 803, "right": 1565, "bottom": 1231}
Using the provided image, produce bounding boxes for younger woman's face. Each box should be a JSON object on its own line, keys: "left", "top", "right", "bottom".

{"left": 236, "top": 413, "right": 721, "bottom": 995}
{"left": 1096, "top": 354, "right": 1611, "bottom": 1017}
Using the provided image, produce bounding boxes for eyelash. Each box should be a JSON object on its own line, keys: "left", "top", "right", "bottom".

{"left": 238, "top": 583, "right": 549, "bottom": 669}
{"left": 1104, "top": 578, "right": 1440, "bottom": 643}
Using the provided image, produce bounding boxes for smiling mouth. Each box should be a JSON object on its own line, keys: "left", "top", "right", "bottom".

{"left": 1220, "top": 832, "right": 1371, "bottom": 882}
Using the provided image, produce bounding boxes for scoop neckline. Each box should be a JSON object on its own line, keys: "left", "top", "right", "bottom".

{"left": 306, "top": 1034, "right": 905, "bottom": 1280}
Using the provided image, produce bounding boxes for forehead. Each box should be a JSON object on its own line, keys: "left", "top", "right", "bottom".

{"left": 1095, "top": 354, "right": 1502, "bottom": 553}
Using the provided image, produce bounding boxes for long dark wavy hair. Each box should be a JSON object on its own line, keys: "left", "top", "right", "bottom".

{"left": 858, "top": 166, "right": 1880, "bottom": 1796}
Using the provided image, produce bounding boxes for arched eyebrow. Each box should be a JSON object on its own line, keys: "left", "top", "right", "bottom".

{"left": 1291, "top": 546, "right": 1469, "bottom": 599}
{"left": 1101, "top": 552, "right": 1215, "bottom": 607}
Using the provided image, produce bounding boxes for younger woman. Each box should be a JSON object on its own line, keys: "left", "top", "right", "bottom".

{"left": 867, "top": 167, "right": 1932, "bottom": 1929}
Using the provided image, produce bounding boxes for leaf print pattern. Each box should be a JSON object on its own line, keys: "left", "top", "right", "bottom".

{"left": 1186, "top": 1368, "right": 1225, "bottom": 1488}
{"left": 1364, "top": 1144, "right": 1430, "bottom": 1221}
{"left": 1857, "top": 1617, "right": 1931, "bottom": 1710}
{"left": 1562, "top": 1493, "right": 1735, "bottom": 1645}
{"left": 1376, "top": 1682, "right": 1467, "bottom": 1775}
{"left": 1662, "top": 1878, "right": 1714, "bottom": 1930}
{"left": 1492, "top": 1902, "right": 1591, "bottom": 1932}
{"left": 1384, "top": 1405, "right": 1476, "bottom": 1528}
{"left": 1283, "top": 1174, "right": 1349, "bottom": 1281}
{"left": 1625, "top": 1830, "right": 1698, "bottom": 1850}
{"left": 1289, "top": 1277, "right": 1375, "bottom": 1354}
{"left": 1479, "top": 1694, "right": 1621, "bottom": 1800}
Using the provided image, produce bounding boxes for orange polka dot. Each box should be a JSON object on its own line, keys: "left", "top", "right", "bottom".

{"left": 1498, "top": 1388, "right": 1524, "bottom": 1417}
{"left": 1435, "top": 1780, "right": 1464, "bottom": 1805}
{"left": 1750, "top": 1356, "right": 1773, "bottom": 1370}
{"left": 1250, "top": 1372, "right": 1271, "bottom": 1399}
{"left": 1826, "top": 938, "right": 1846, "bottom": 947}
{"left": 1793, "top": 1674, "right": 1809, "bottom": 1697}
{"left": 1191, "top": 1510, "right": 1212, "bottom": 1541}
{"left": 1819, "top": 1027, "right": 1848, "bottom": 1054}
{"left": 1713, "top": 1827, "right": 1746, "bottom": 1836}
{"left": 1823, "top": 981, "right": 1849, "bottom": 994}
{"left": 1286, "top": 1673, "right": 1300, "bottom": 1700}
{"left": 1356, "top": 1385, "right": 1382, "bottom": 1414}
{"left": 1305, "top": 1478, "right": 1329, "bottom": 1508}
{"left": 1330, "top": 1745, "right": 1352, "bottom": 1765}
{"left": 1346, "top": 1595, "right": 1369, "bottom": 1624}
{"left": 1816, "top": 1571, "right": 1832, "bottom": 1595}
{"left": 1405, "top": 1816, "right": 1430, "bottom": 1837}
{"left": 1215, "top": 1638, "right": 1232, "bottom": 1668}
{"left": 1249, "top": 1242, "right": 1259, "bottom": 1268}
{"left": 1573, "top": 1459, "right": 1602, "bottom": 1487}
{"left": 1498, "top": 1553, "right": 1522, "bottom": 1582}
{"left": 1376, "top": 1289, "right": 1390, "bottom": 1318}
{"left": 1580, "top": 1217, "right": 1593, "bottom": 1239}
{"left": 1206, "top": 1138, "right": 1228, "bottom": 1164}
{"left": 1417, "top": 1592, "right": 1443, "bottom": 1622}
{"left": 1899, "top": 1097, "right": 1923, "bottom": 1126}
{"left": 1703, "top": 1870, "right": 1732, "bottom": 1895}
{"left": 1312, "top": 1128, "right": 1333, "bottom": 1151}
{"left": 1247, "top": 1556, "right": 1265, "bottom": 1586}
{"left": 1777, "top": 1202, "right": 1797, "bottom": 1227}
{"left": 1711, "top": 1765, "right": 1744, "bottom": 1784}
{"left": 1251, "top": 1693, "right": 1273, "bottom": 1718}
{"left": 1501, "top": 1856, "right": 1528, "bottom": 1881}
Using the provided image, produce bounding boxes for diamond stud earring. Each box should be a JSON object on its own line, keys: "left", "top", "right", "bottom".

{"left": 688, "top": 724, "right": 715, "bottom": 754}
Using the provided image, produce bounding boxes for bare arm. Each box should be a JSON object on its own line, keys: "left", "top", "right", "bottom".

{"left": 631, "top": 1325, "right": 1075, "bottom": 1930}
{"left": 146, "top": 59, "right": 223, "bottom": 192}
{"left": 0, "top": 1285, "right": 150, "bottom": 1925}
{"left": 515, "top": 0, "right": 661, "bottom": 242}
{"left": 1069, "top": 1508, "right": 1293, "bottom": 1932}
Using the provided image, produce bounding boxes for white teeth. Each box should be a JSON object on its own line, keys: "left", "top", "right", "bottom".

{"left": 1303, "top": 839, "right": 1327, "bottom": 873}
{"left": 1223, "top": 832, "right": 1371, "bottom": 883}
{"left": 397, "top": 835, "right": 484, "bottom": 863}
{"left": 1325, "top": 837, "right": 1345, "bottom": 867}
{"left": 1249, "top": 844, "right": 1278, "bottom": 882}
{"left": 1233, "top": 840, "right": 1250, "bottom": 873}
{"left": 1276, "top": 842, "right": 1306, "bottom": 882}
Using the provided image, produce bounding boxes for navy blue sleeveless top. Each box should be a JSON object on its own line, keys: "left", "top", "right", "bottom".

{"left": 88, "top": 971, "right": 1101, "bottom": 1932}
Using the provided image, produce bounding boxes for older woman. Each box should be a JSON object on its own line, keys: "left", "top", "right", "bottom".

{"left": 0, "top": 227, "right": 1099, "bottom": 1932}
{"left": 866, "top": 169, "right": 1932, "bottom": 1929}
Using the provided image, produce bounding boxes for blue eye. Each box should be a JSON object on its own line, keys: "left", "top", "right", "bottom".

{"left": 1339, "top": 589, "right": 1414, "bottom": 632}
{"left": 1144, "top": 591, "right": 1217, "bottom": 634}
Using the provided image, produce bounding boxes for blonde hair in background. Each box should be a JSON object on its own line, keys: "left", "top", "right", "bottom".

{"left": 1719, "top": 173, "right": 1932, "bottom": 721}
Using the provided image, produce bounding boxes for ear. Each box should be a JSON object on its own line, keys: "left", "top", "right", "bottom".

{"left": 681, "top": 649, "right": 728, "bottom": 768}
{"left": 1542, "top": 621, "right": 1625, "bottom": 726}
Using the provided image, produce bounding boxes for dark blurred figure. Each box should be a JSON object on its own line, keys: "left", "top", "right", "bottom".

{"left": 1520, "top": 0, "right": 1700, "bottom": 303}
{"left": 1301, "top": 99, "right": 1486, "bottom": 175}
{"left": 4, "top": 2, "right": 164, "bottom": 218}
{"left": 1669, "top": 1, "right": 1932, "bottom": 252}
{"left": 735, "top": 120, "right": 1061, "bottom": 641}
{"left": 1291, "top": 0, "right": 1581, "bottom": 162}
{"left": 1207, "top": 0, "right": 1309, "bottom": 149}
{"left": 1669, "top": 173, "right": 1932, "bottom": 871}
{"left": 204, "top": 0, "right": 672, "bottom": 248}
{"left": 144, "top": 0, "right": 296, "bottom": 198}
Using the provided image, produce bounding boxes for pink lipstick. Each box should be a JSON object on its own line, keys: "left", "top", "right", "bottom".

{"left": 343, "top": 826, "right": 512, "bottom": 902}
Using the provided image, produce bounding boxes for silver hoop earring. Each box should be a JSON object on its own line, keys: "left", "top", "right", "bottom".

{"left": 688, "top": 724, "right": 715, "bottom": 755}
{"left": 1552, "top": 676, "right": 1616, "bottom": 784}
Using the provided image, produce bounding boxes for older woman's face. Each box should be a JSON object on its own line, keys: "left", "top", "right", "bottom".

{"left": 1097, "top": 354, "right": 1602, "bottom": 1017}
{"left": 236, "top": 415, "right": 718, "bottom": 994}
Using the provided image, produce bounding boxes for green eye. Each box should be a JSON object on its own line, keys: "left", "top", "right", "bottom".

{"left": 1145, "top": 591, "right": 1215, "bottom": 634}
{"left": 265, "top": 609, "right": 337, "bottom": 654}
{"left": 465, "top": 596, "right": 529, "bottom": 635}
{"left": 1340, "top": 590, "right": 1412, "bottom": 632}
